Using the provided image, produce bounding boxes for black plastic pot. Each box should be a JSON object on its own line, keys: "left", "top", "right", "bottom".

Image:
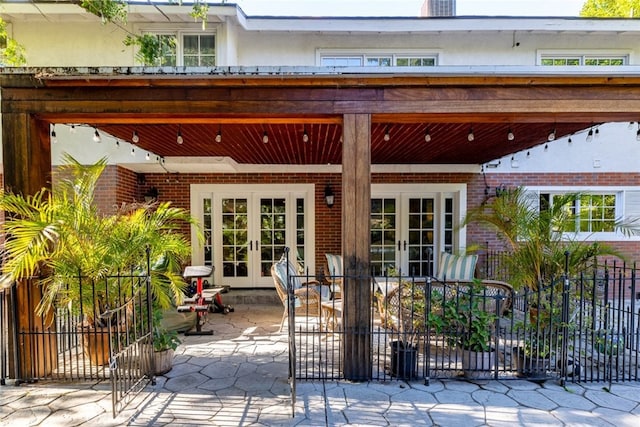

{"left": 513, "top": 346, "right": 550, "bottom": 379}
{"left": 390, "top": 341, "right": 417, "bottom": 380}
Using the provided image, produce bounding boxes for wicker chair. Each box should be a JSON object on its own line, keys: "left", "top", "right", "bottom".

{"left": 271, "top": 256, "right": 329, "bottom": 332}
{"left": 323, "top": 253, "right": 343, "bottom": 299}
{"left": 375, "top": 277, "right": 513, "bottom": 332}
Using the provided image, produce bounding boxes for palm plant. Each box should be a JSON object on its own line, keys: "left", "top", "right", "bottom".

{"left": 464, "top": 186, "right": 624, "bottom": 291}
{"left": 0, "top": 154, "right": 200, "bottom": 327}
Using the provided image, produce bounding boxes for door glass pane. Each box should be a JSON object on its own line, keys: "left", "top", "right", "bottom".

{"left": 444, "top": 198, "right": 454, "bottom": 253}
{"left": 202, "top": 198, "right": 213, "bottom": 265}
{"left": 222, "top": 198, "right": 249, "bottom": 278}
{"left": 296, "top": 198, "right": 306, "bottom": 270}
{"left": 371, "top": 198, "right": 396, "bottom": 276}
{"left": 260, "top": 198, "right": 287, "bottom": 278}
{"left": 408, "top": 198, "right": 435, "bottom": 277}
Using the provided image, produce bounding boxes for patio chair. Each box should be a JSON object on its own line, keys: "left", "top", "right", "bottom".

{"left": 271, "top": 255, "right": 331, "bottom": 332}
{"left": 436, "top": 252, "right": 513, "bottom": 316}
{"left": 324, "top": 253, "right": 343, "bottom": 299}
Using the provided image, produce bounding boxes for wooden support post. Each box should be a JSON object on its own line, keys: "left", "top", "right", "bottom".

{"left": 342, "top": 113, "right": 372, "bottom": 381}
{"left": 2, "top": 113, "right": 55, "bottom": 381}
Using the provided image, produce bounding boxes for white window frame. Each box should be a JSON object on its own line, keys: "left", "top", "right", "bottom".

{"left": 317, "top": 49, "right": 439, "bottom": 67}
{"left": 537, "top": 49, "right": 630, "bottom": 66}
{"left": 525, "top": 186, "right": 640, "bottom": 241}
{"left": 133, "top": 24, "right": 218, "bottom": 67}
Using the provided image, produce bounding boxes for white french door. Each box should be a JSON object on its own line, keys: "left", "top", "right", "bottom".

{"left": 370, "top": 184, "right": 467, "bottom": 278}
{"left": 191, "top": 184, "right": 315, "bottom": 288}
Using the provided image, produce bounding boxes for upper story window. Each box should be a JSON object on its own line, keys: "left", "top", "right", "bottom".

{"left": 319, "top": 50, "right": 438, "bottom": 67}
{"left": 141, "top": 31, "right": 216, "bottom": 66}
{"left": 539, "top": 51, "right": 628, "bottom": 66}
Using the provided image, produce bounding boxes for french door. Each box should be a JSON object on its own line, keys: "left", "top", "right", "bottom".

{"left": 191, "top": 184, "right": 315, "bottom": 288}
{"left": 370, "top": 184, "right": 467, "bottom": 278}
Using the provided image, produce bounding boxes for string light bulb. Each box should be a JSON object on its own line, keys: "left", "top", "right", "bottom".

{"left": 547, "top": 128, "right": 556, "bottom": 141}
{"left": 215, "top": 129, "right": 222, "bottom": 143}
{"left": 302, "top": 129, "right": 309, "bottom": 143}
{"left": 70, "top": 124, "right": 76, "bottom": 134}
{"left": 629, "top": 121, "right": 635, "bottom": 130}
{"left": 50, "top": 125, "right": 57, "bottom": 144}
{"left": 544, "top": 143, "right": 549, "bottom": 152}
{"left": 636, "top": 124, "right": 640, "bottom": 141}
{"left": 467, "top": 127, "right": 475, "bottom": 142}
{"left": 145, "top": 152, "right": 150, "bottom": 161}
{"left": 595, "top": 127, "right": 600, "bottom": 138}
{"left": 131, "top": 148, "right": 135, "bottom": 156}
{"left": 586, "top": 128, "right": 594, "bottom": 142}
{"left": 176, "top": 126, "right": 183, "bottom": 145}
{"left": 92, "top": 128, "right": 101, "bottom": 143}
{"left": 424, "top": 128, "right": 431, "bottom": 143}
{"left": 263, "top": 131, "right": 269, "bottom": 144}
{"left": 132, "top": 130, "right": 139, "bottom": 144}
{"left": 383, "top": 127, "right": 390, "bottom": 142}
{"left": 507, "top": 127, "right": 515, "bottom": 141}
{"left": 116, "top": 140, "right": 120, "bottom": 148}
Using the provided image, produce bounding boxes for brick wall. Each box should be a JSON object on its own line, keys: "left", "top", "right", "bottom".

{"left": 98, "top": 168, "right": 640, "bottom": 272}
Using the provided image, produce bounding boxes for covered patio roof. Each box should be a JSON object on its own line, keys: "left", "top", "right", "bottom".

{"left": 18, "top": 66, "right": 636, "bottom": 170}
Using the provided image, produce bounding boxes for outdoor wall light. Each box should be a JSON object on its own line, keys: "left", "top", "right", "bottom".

{"left": 144, "top": 187, "right": 159, "bottom": 203}
{"left": 324, "top": 184, "right": 335, "bottom": 208}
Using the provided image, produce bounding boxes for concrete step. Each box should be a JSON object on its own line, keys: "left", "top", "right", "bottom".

{"left": 219, "top": 289, "right": 281, "bottom": 306}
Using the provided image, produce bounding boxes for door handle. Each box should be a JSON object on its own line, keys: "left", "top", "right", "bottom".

{"left": 249, "top": 241, "right": 253, "bottom": 251}
{"left": 255, "top": 240, "right": 259, "bottom": 250}
{"left": 397, "top": 240, "right": 401, "bottom": 251}
{"left": 404, "top": 241, "right": 407, "bottom": 251}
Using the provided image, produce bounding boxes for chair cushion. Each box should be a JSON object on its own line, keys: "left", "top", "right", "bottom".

{"left": 437, "top": 252, "right": 477, "bottom": 281}
{"left": 325, "top": 253, "right": 343, "bottom": 277}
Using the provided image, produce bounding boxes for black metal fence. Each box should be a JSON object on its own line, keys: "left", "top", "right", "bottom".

{"left": 0, "top": 271, "right": 154, "bottom": 387}
{"left": 290, "top": 265, "right": 640, "bottom": 384}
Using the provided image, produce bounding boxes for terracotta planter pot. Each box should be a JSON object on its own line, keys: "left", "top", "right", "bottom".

{"left": 82, "top": 327, "right": 111, "bottom": 366}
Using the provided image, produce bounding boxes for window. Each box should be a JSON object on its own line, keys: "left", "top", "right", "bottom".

{"left": 539, "top": 192, "right": 617, "bottom": 234}
{"left": 396, "top": 57, "right": 437, "bottom": 67}
{"left": 142, "top": 32, "right": 215, "bottom": 66}
{"left": 320, "top": 52, "right": 437, "bottom": 67}
{"left": 183, "top": 34, "right": 216, "bottom": 66}
{"left": 540, "top": 55, "right": 627, "bottom": 66}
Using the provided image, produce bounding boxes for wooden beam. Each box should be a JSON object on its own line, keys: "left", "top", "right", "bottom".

{"left": 2, "top": 114, "right": 55, "bottom": 381}
{"left": 342, "top": 113, "right": 372, "bottom": 381}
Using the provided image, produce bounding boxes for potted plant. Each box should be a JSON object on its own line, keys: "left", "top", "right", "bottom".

{"left": 148, "top": 306, "right": 181, "bottom": 375}
{"left": 444, "top": 280, "right": 498, "bottom": 379}
{"left": 0, "top": 155, "right": 201, "bottom": 365}
{"left": 512, "top": 321, "right": 553, "bottom": 379}
{"left": 463, "top": 186, "right": 630, "bottom": 292}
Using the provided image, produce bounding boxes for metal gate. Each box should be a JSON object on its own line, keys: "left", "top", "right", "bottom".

{"left": 107, "top": 268, "right": 155, "bottom": 418}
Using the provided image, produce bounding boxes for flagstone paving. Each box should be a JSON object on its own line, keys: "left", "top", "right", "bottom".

{"left": 0, "top": 304, "right": 639, "bottom": 426}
